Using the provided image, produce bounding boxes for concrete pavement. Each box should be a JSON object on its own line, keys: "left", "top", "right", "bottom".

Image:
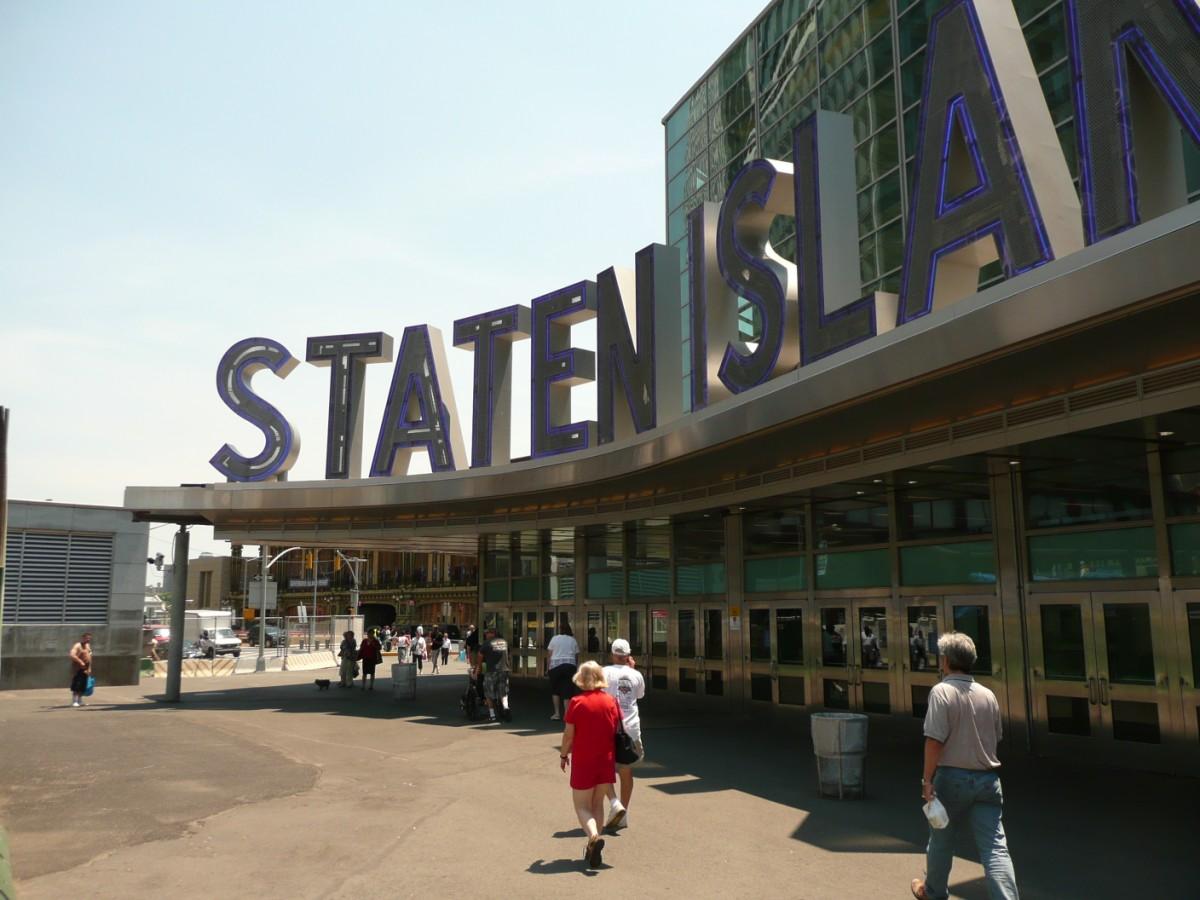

{"left": 0, "top": 665, "right": 1194, "bottom": 899}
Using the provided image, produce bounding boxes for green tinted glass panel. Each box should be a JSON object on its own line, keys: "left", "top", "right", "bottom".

{"left": 542, "top": 574, "right": 575, "bottom": 602}
{"left": 629, "top": 567, "right": 670, "bottom": 598}
{"left": 815, "top": 549, "right": 890, "bottom": 589}
{"left": 1028, "top": 527, "right": 1158, "bottom": 581}
{"left": 512, "top": 577, "right": 538, "bottom": 602}
{"left": 1170, "top": 523, "right": 1200, "bottom": 576}
{"left": 587, "top": 570, "right": 623, "bottom": 600}
{"left": 1040, "top": 604, "right": 1086, "bottom": 680}
{"left": 1102, "top": 603, "right": 1156, "bottom": 685}
{"left": 1024, "top": 4, "right": 1066, "bottom": 72}
{"left": 484, "top": 580, "right": 508, "bottom": 603}
{"left": 1185, "top": 136, "right": 1200, "bottom": 197}
{"left": 675, "top": 563, "right": 726, "bottom": 595}
{"left": 745, "top": 556, "right": 806, "bottom": 592}
{"left": 900, "top": 541, "right": 996, "bottom": 586}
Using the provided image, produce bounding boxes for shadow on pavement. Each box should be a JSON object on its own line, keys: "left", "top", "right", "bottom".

{"left": 101, "top": 673, "right": 1198, "bottom": 899}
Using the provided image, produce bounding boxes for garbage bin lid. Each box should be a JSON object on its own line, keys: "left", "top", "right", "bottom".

{"left": 811, "top": 712, "right": 869, "bottom": 721}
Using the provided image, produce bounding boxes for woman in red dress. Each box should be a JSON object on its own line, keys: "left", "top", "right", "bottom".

{"left": 559, "top": 660, "right": 621, "bottom": 868}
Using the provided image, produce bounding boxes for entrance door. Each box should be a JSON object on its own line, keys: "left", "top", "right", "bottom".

{"left": 1029, "top": 592, "right": 1171, "bottom": 762}
{"left": 816, "top": 600, "right": 898, "bottom": 713}
{"left": 583, "top": 606, "right": 622, "bottom": 665}
{"left": 746, "top": 602, "right": 808, "bottom": 707}
{"left": 672, "top": 605, "right": 728, "bottom": 697}
{"left": 903, "top": 595, "right": 1004, "bottom": 719}
{"left": 649, "top": 606, "right": 669, "bottom": 690}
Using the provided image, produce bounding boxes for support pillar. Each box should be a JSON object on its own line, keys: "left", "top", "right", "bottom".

{"left": 164, "top": 525, "right": 189, "bottom": 702}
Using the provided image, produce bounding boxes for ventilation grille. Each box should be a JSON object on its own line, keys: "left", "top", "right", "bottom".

{"left": 1069, "top": 381, "right": 1138, "bottom": 412}
{"left": 3, "top": 531, "right": 113, "bottom": 624}
{"left": 906, "top": 428, "right": 951, "bottom": 451}
{"left": 826, "top": 451, "right": 861, "bottom": 470}
{"left": 1006, "top": 398, "right": 1065, "bottom": 426}
{"left": 863, "top": 440, "right": 903, "bottom": 461}
{"left": 952, "top": 414, "right": 1004, "bottom": 440}
{"left": 1143, "top": 361, "right": 1200, "bottom": 395}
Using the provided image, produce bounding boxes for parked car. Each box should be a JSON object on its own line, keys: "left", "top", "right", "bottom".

{"left": 245, "top": 624, "right": 286, "bottom": 647}
{"left": 197, "top": 627, "right": 241, "bottom": 658}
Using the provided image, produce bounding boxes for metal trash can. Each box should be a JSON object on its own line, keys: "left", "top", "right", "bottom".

{"left": 392, "top": 663, "right": 417, "bottom": 701}
{"left": 811, "top": 712, "right": 869, "bottom": 799}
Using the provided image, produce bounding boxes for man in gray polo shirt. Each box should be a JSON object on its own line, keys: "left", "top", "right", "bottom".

{"left": 911, "top": 632, "right": 1018, "bottom": 900}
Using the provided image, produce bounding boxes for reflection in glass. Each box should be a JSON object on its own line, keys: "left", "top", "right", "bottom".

{"left": 1041, "top": 605, "right": 1087, "bottom": 680}
{"left": 743, "top": 505, "right": 805, "bottom": 554}
{"left": 1022, "top": 431, "right": 1151, "bottom": 529}
{"left": 605, "top": 609, "right": 619, "bottom": 652}
{"left": 862, "top": 681, "right": 890, "bottom": 714}
{"left": 751, "top": 673, "right": 773, "bottom": 702}
{"left": 1028, "top": 527, "right": 1158, "bottom": 581}
{"left": 814, "top": 495, "right": 888, "bottom": 547}
{"left": 587, "top": 610, "right": 602, "bottom": 653}
{"left": 542, "top": 611, "right": 555, "bottom": 651}
{"left": 680, "top": 667, "right": 697, "bottom": 693}
{"left": 628, "top": 610, "right": 644, "bottom": 655}
{"left": 1111, "top": 700, "right": 1160, "bottom": 743}
{"left": 777, "top": 608, "right": 804, "bottom": 664}
{"left": 823, "top": 678, "right": 849, "bottom": 709}
{"left": 821, "top": 608, "right": 848, "bottom": 667}
{"left": 779, "top": 676, "right": 806, "bottom": 706}
{"left": 1102, "top": 604, "right": 1155, "bottom": 685}
{"left": 859, "top": 607, "right": 888, "bottom": 668}
{"left": 651, "top": 609, "right": 669, "bottom": 657}
{"left": 1046, "top": 695, "right": 1090, "bottom": 736}
{"left": 908, "top": 606, "right": 939, "bottom": 672}
{"left": 953, "top": 605, "right": 992, "bottom": 675}
{"left": 749, "top": 609, "right": 772, "bottom": 662}
{"left": 704, "top": 609, "right": 723, "bottom": 660}
{"left": 678, "top": 609, "right": 697, "bottom": 659}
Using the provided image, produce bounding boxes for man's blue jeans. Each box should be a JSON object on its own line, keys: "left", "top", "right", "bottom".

{"left": 924, "top": 767, "right": 1019, "bottom": 900}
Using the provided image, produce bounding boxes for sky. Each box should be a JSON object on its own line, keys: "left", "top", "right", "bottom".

{"left": 0, "top": 0, "right": 764, "bottom": 579}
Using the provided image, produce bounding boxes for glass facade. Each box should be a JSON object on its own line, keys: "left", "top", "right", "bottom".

{"left": 664, "top": 0, "right": 1200, "bottom": 398}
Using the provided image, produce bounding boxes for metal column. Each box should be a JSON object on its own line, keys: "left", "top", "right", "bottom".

{"left": 164, "top": 525, "right": 190, "bottom": 702}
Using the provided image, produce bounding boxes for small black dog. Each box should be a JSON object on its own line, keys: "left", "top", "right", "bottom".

{"left": 314, "top": 679, "right": 331, "bottom": 691}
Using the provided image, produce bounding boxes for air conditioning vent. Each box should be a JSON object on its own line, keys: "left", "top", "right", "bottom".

{"left": 708, "top": 482, "right": 734, "bottom": 496}
{"left": 763, "top": 468, "right": 791, "bottom": 484}
{"left": 794, "top": 460, "right": 824, "bottom": 477}
{"left": 682, "top": 488, "right": 707, "bottom": 502}
{"left": 1068, "top": 381, "right": 1138, "bottom": 411}
{"left": 1006, "top": 398, "right": 1065, "bottom": 426}
{"left": 625, "top": 498, "right": 652, "bottom": 510}
{"left": 736, "top": 475, "right": 762, "bottom": 490}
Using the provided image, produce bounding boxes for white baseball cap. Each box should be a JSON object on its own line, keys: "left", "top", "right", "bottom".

{"left": 611, "top": 638, "right": 631, "bottom": 656}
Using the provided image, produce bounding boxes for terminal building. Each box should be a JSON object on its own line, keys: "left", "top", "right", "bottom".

{"left": 128, "top": 0, "right": 1200, "bottom": 775}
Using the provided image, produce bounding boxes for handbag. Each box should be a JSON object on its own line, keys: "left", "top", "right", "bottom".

{"left": 614, "top": 719, "right": 638, "bottom": 765}
{"left": 84, "top": 675, "right": 96, "bottom": 697}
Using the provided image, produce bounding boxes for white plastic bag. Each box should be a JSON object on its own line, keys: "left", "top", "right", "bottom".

{"left": 923, "top": 797, "right": 949, "bottom": 829}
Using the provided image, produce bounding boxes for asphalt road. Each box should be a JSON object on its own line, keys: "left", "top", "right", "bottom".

{"left": 0, "top": 669, "right": 1195, "bottom": 899}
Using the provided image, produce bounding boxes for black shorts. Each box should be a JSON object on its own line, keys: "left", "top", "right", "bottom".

{"left": 361, "top": 661, "right": 377, "bottom": 676}
{"left": 548, "top": 663, "right": 577, "bottom": 698}
{"left": 70, "top": 670, "right": 89, "bottom": 693}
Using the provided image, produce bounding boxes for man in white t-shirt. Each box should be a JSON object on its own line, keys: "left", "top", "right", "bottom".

{"left": 602, "top": 638, "right": 645, "bottom": 832}
{"left": 544, "top": 624, "right": 580, "bottom": 720}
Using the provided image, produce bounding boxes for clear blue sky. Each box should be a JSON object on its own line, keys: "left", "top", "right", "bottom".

{"left": 0, "top": 0, "right": 764, "bottom": 568}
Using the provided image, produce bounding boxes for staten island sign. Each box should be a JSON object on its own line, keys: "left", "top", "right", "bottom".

{"left": 210, "top": 0, "right": 1200, "bottom": 483}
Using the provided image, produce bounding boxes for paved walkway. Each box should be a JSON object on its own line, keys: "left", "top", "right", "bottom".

{"left": 0, "top": 667, "right": 1194, "bottom": 899}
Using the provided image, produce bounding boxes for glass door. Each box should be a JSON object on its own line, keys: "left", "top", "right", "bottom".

{"left": 675, "top": 606, "right": 699, "bottom": 693}
{"left": 1176, "top": 595, "right": 1200, "bottom": 745}
{"left": 747, "top": 602, "right": 807, "bottom": 707}
{"left": 649, "top": 606, "right": 669, "bottom": 690}
{"left": 582, "top": 606, "right": 621, "bottom": 665}
{"left": 699, "top": 605, "right": 727, "bottom": 697}
{"left": 1029, "top": 592, "right": 1170, "bottom": 761}
{"left": 816, "top": 599, "right": 898, "bottom": 713}
{"left": 903, "top": 595, "right": 1004, "bottom": 719}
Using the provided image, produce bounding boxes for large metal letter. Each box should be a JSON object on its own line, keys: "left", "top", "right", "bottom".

{"left": 306, "top": 332, "right": 393, "bottom": 480}
{"left": 531, "top": 281, "right": 597, "bottom": 458}
{"left": 687, "top": 202, "right": 738, "bottom": 412}
{"left": 899, "top": 0, "right": 1083, "bottom": 323}
{"left": 716, "top": 159, "right": 800, "bottom": 394}
{"left": 596, "top": 243, "right": 684, "bottom": 445}
{"left": 369, "top": 325, "right": 465, "bottom": 476}
{"left": 209, "top": 337, "right": 300, "bottom": 482}
{"left": 453, "top": 306, "right": 531, "bottom": 468}
{"left": 794, "top": 111, "right": 897, "bottom": 365}
{"left": 1067, "top": 0, "right": 1200, "bottom": 243}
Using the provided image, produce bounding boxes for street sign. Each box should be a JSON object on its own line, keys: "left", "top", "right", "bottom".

{"left": 248, "top": 578, "right": 278, "bottom": 611}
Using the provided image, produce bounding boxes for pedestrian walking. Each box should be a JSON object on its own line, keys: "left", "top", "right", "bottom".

{"left": 359, "top": 630, "right": 383, "bottom": 691}
{"left": 397, "top": 630, "right": 411, "bottom": 663}
{"left": 480, "top": 626, "right": 511, "bottom": 721}
{"left": 601, "top": 638, "right": 645, "bottom": 831}
{"left": 545, "top": 623, "right": 580, "bottom": 721}
{"left": 911, "top": 632, "right": 1018, "bottom": 900}
{"left": 413, "top": 632, "right": 427, "bottom": 673}
{"left": 440, "top": 633, "right": 451, "bottom": 667}
{"left": 69, "top": 632, "right": 93, "bottom": 707}
{"left": 337, "top": 630, "right": 357, "bottom": 688}
{"left": 559, "top": 660, "right": 620, "bottom": 869}
{"left": 430, "top": 631, "right": 443, "bottom": 674}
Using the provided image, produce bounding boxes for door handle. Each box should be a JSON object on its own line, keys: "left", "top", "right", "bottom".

{"left": 1098, "top": 677, "right": 1110, "bottom": 706}
{"left": 1087, "top": 676, "right": 1098, "bottom": 705}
